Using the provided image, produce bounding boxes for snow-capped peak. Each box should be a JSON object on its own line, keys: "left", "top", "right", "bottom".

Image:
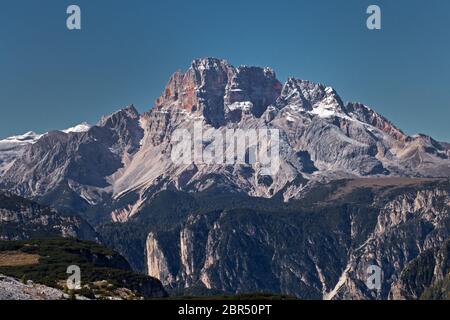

{"left": 0, "top": 131, "right": 43, "bottom": 146}
{"left": 309, "top": 103, "right": 341, "bottom": 118}
{"left": 61, "top": 122, "right": 91, "bottom": 134}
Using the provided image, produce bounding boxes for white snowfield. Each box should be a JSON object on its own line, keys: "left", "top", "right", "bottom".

{"left": 0, "top": 131, "right": 43, "bottom": 147}
{"left": 62, "top": 122, "right": 91, "bottom": 134}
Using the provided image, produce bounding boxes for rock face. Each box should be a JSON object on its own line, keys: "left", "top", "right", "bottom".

{"left": 0, "top": 191, "right": 96, "bottom": 241}
{"left": 326, "top": 185, "right": 450, "bottom": 300}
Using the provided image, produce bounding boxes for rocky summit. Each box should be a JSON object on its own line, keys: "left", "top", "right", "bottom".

{"left": 0, "top": 58, "right": 449, "bottom": 299}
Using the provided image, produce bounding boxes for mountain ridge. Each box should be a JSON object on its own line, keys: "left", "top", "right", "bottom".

{"left": 0, "top": 57, "right": 449, "bottom": 225}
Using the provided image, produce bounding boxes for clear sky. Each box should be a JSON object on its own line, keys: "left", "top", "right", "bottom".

{"left": 1, "top": 0, "right": 449, "bottom": 141}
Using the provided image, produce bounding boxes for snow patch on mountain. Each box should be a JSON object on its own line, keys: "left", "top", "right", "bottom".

{"left": 309, "top": 102, "right": 341, "bottom": 118}
{"left": 227, "top": 101, "right": 253, "bottom": 112}
{"left": 0, "top": 122, "right": 91, "bottom": 146}
{"left": 62, "top": 122, "right": 91, "bottom": 134}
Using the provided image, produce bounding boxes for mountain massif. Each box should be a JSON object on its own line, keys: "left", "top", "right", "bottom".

{"left": 1, "top": 58, "right": 449, "bottom": 224}
{"left": 0, "top": 58, "right": 449, "bottom": 299}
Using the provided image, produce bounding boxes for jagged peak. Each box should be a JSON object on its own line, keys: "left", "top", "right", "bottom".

{"left": 98, "top": 105, "right": 140, "bottom": 127}
{"left": 235, "top": 65, "right": 277, "bottom": 77}
{"left": 188, "top": 58, "right": 279, "bottom": 83}
{"left": 277, "top": 77, "right": 344, "bottom": 118}
{"left": 191, "top": 57, "right": 230, "bottom": 70}
{"left": 119, "top": 104, "right": 140, "bottom": 117}
{"left": 283, "top": 77, "right": 337, "bottom": 95}
{"left": 409, "top": 133, "right": 441, "bottom": 146}
{"left": 345, "top": 102, "right": 407, "bottom": 141}
{"left": 150, "top": 59, "right": 411, "bottom": 143}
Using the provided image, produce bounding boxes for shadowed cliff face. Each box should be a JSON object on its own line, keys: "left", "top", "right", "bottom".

{"left": 389, "top": 239, "right": 450, "bottom": 300}
{"left": 96, "top": 180, "right": 450, "bottom": 299}
{"left": 141, "top": 182, "right": 450, "bottom": 299}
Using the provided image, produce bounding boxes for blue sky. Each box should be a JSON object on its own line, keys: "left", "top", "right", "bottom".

{"left": 1, "top": 0, "right": 449, "bottom": 141}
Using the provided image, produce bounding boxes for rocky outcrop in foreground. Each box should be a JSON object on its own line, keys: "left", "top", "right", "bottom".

{"left": 0, "top": 274, "right": 67, "bottom": 300}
